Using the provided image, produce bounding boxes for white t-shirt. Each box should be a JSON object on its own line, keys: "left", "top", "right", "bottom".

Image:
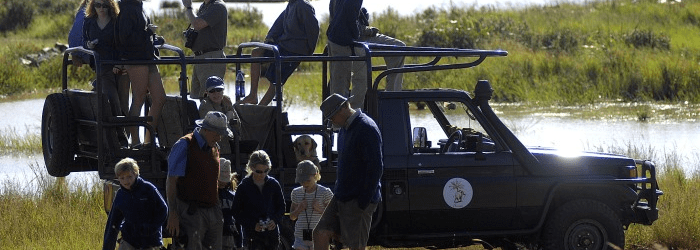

{"left": 291, "top": 184, "right": 334, "bottom": 239}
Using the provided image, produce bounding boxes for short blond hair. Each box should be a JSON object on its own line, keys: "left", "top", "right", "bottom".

{"left": 115, "top": 157, "right": 139, "bottom": 176}
{"left": 245, "top": 150, "right": 272, "bottom": 177}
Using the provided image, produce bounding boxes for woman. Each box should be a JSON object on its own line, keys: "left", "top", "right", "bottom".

{"left": 116, "top": 0, "right": 166, "bottom": 147}
{"left": 232, "top": 150, "right": 286, "bottom": 250}
{"left": 103, "top": 158, "right": 168, "bottom": 250}
{"left": 83, "top": 0, "right": 124, "bottom": 118}
{"left": 199, "top": 76, "right": 240, "bottom": 154}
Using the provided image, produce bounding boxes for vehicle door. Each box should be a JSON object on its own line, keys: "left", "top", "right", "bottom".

{"left": 405, "top": 100, "right": 517, "bottom": 233}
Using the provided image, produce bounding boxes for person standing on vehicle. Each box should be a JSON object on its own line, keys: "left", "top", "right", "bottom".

{"left": 314, "top": 94, "right": 383, "bottom": 250}
{"left": 182, "top": 0, "right": 228, "bottom": 100}
{"left": 232, "top": 150, "right": 286, "bottom": 250}
{"left": 353, "top": 7, "right": 405, "bottom": 92}
{"left": 326, "top": 0, "right": 366, "bottom": 110}
{"left": 69, "top": 0, "right": 90, "bottom": 67}
{"left": 166, "top": 111, "right": 233, "bottom": 250}
{"left": 238, "top": 0, "right": 319, "bottom": 105}
{"left": 83, "top": 0, "right": 124, "bottom": 118}
{"left": 103, "top": 157, "right": 168, "bottom": 250}
{"left": 219, "top": 158, "right": 242, "bottom": 250}
{"left": 199, "top": 76, "right": 241, "bottom": 155}
{"left": 116, "top": 0, "right": 166, "bottom": 147}
{"left": 289, "top": 160, "right": 333, "bottom": 250}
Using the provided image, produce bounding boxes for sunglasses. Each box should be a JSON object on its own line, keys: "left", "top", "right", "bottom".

{"left": 208, "top": 88, "right": 223, "bottom": 93}
{"left": 254, "top": 168, "right": 270, "bottom": 174}
{"left": 94, "top": 3, "right": 110, "bottom": 9}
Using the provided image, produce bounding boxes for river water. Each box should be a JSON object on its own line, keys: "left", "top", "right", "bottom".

{"left": 1, "top": 84, "right": 698, "bottom": 192}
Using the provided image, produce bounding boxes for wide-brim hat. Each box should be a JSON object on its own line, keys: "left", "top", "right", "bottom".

{"left": 295, "top": 160, "right": 318, "bottom": 183}
{"left": 196, "top": 111, "right": 233, "bottom": 138}
{"left": 219, "top": 158, "right": 232, "bottom": 183}
{"left": 321, "top": 94, "right": 350, "bottom": 121}
{"left": 206, "top": 76, "right": 225, "bottom": 92}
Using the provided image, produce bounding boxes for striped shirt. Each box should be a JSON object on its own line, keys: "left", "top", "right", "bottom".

{"left": 291, "top": 184, "right": 333, "bottom": 239}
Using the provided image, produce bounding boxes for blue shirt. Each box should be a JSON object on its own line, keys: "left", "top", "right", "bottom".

{"left": 168, "top": 128, "right": 208, "bottom": 177}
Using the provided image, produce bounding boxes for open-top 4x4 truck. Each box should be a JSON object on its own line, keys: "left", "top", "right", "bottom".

{"left": 43, "top": 41, "right": 661, "bottom": 250}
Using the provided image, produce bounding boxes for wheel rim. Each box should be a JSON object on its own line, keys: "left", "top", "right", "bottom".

{"left": 564, "top": 219, "right": 607, "bottom": 250}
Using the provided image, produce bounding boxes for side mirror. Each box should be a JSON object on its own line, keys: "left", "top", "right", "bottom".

{"left": 412, "top": 127, "right": 427, "bottom": 149}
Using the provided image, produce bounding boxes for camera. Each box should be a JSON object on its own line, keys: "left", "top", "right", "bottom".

{"left": 183, "top": 27, "right": 198, "bottom": 49}
{"left": 302, "top": 229, "right": 313, "bottom": 241}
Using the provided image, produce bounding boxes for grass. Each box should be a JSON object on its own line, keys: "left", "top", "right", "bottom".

{"left": 1, "top": 145, "right": 698, "bottom": 249}
{"left": 0, "top": 127, "right": 41, "bottom": 156}
{"left": 3, "top": 0, "right": 700, "bottom": 105}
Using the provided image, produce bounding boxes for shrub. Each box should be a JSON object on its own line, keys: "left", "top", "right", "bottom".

{"left": 0, "top": 0, "right": 35, "bottom": 33}
{"left": 624, "top": 29, "right": 670, "bottom": 50}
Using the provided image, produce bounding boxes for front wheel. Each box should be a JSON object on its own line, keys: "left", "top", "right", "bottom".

{"left": 541, "top": 199, "right": 625, "bottom": 250}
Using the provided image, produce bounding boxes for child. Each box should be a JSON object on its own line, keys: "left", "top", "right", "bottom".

{"left": 232, "top": 150, "right": 286, "bottom": 250}
{"left": 289, "top": 160, "right": 333, "bottom": 250}
{"left": 103, "top": 157, "right": 168, "bottom": 250}
{"left": 219, "top": 158, "right": 241, "bottom": 250}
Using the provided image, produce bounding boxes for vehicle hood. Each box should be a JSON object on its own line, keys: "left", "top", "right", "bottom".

{"left": 526, "top": 147, "right": 635, "bottom": 176}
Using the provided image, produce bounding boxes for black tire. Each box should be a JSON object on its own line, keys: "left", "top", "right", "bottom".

{"left": 541, "top": 199, "right": 625, "bottom": 250}
{"left": 41, "top": 93, "right": 77, "bottom": 177}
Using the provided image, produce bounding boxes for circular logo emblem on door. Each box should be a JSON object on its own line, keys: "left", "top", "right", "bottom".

{"left": 443, "top": 178, "right": 473, "bottom": 209}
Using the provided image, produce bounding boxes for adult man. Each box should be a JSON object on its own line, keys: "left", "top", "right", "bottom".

{"left": 314, "top": 94, "right": 383, "bottom": 250}
{"left": 182, "top": 0, "right": 227, "bottom": 99}
{"left": 326, "top": 0, "right": 366, "bottom": 109}
{"left": 353, "top": 7, "right": 405, "bottom": 93}
{"left": 166, "top": 111, "right": 233, "bottom": 249}
{"left": 239, "top": 0, "right": 319, "bottom": 106}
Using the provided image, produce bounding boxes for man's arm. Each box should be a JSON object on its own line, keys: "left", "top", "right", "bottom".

{"left": 166, "top": 138, "right": 188, "bottom": 236}
{"left": 359, "top": 123, "right": 384, "bottom": 209}
{"left": 182, "top": 0, "right": 209, "bottom": 30}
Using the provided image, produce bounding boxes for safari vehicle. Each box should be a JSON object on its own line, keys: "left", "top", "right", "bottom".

{"left": 43, "top": 41, "right": 662, "bottom": 250}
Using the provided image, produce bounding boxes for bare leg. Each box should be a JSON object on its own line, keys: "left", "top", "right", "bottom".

{"left": 240, "top": 48, "right": 265, "bottom": 104}
{"left": 258, "top": 82, "right": 276, "bottom": 106}
{"left": 144, "top": 66, "right": 165, "bottom": 144}
{"left": 126, "top": 65, "right": 149, "bottom": 146}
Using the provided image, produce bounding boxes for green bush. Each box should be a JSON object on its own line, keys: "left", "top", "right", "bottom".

{"left": 624, "top": 29, "right": 671, "bottom": 50}
{"left": 0, "top": 0, "right": 35, "bottom": 33}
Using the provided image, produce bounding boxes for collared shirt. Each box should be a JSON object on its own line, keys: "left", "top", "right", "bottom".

{"left": 343, "top": 108, "right": 361, "bottom": 130}
{"left": 168, "top": 128, "right": 208, "bottom": 177}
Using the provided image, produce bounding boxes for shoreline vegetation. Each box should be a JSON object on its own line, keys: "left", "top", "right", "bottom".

{"left": 1, "top": 147, "right": 697, "bottom": 249}
{"left": 1, "top": 0, "right": 699, "bottom": 105}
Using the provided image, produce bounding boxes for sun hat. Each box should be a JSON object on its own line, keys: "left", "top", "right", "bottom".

{"left": 295, "top": 160, "right": 318, "bottom": 183}
{"left": 205, "top": 76, "right": 225, "bottom": 92}
{"left": 196, "top": 111, "right": 233, "bottom": 138}
{"left": 219, "top": 158, "right": 232, "bottom": 183}
{"left": 320, "top": 94, "right": 350, "bottom": 121}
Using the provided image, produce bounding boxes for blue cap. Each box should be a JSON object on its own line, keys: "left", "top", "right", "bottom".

{"left": 205, "top": 76, "right": 225, "bottom": 92}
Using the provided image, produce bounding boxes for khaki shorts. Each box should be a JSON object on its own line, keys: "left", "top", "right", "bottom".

{"left": 314, "top": 197, "right": 377, "bottom": 249}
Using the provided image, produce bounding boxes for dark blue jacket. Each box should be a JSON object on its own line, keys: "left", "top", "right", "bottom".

{"left": 83, "top": 17, "right": 117, "bottom": 66}
{"left": 335, "top": 111, "right": 383, "bottom": 209}
{"left": 267, "top": 0, "right": 319, "bottom": 55}
{"left": 326, "top": 0, "right": 363, "bottom": 46}
{"left": 103, "top": 177, "right": 168, "bottom": 250}
{"left": 116, "top": 0, "right": 157, "bottom": 60}
{"left": 231, "top": 175, "right": 286, "bottom": 238}
{"left": 219, "top": 188, "right": 238, "bottom": 236}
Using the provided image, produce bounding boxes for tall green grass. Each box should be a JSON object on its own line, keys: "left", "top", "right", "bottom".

{"left": 0, "top": 163, "right": 105, "bottom": 249}
{"left": 4, "top": 0, "right": 700, "bottom": 104}
{"left": 1, "top": 145, "right": 698, "bottom": 249}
